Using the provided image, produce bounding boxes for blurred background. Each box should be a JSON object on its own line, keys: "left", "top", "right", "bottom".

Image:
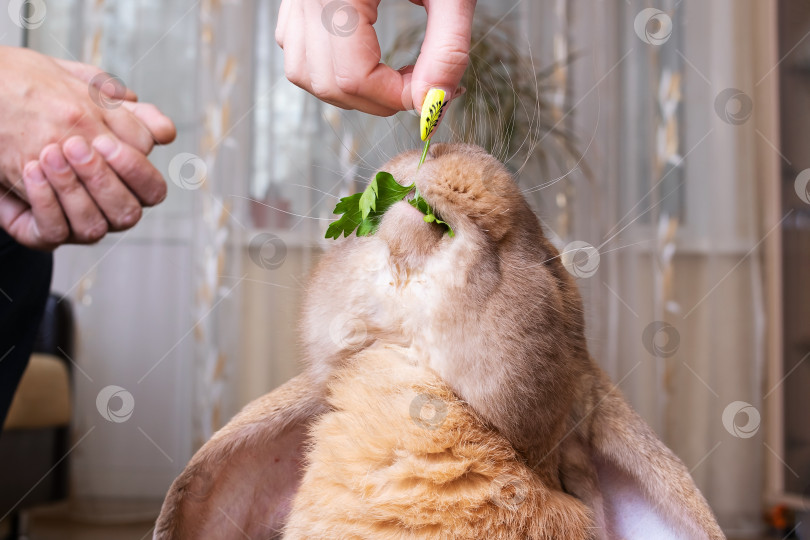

{"left": 0, "top": 0, "right": 807, "bottom": 538}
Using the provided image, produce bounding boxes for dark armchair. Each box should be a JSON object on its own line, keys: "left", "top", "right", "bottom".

{"left": 0, "top": 293, "right": 75, "bottom": 539}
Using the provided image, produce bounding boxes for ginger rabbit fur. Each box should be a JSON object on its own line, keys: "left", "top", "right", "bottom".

{"left": 282, "top": 345, "right": 592, "bottom": 540}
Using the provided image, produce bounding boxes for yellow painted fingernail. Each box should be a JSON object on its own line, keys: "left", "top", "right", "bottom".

{"left": 420, "top": 88, "right": 447, "bottom": 141}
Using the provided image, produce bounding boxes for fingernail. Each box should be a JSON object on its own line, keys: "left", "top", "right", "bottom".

{"left": 64, "top": 137, "right": 93, "bottom": 164}
{"left": 92, "top": 135, "right": 120, "bottom": 159}
{"left": 120, "top": 206, "right": 141, "bottom": 227}
{"left": 420, "top": 88, "right": 450, "bottom": 141}
{"left": 24, "top": 162, "right": 46, "bottom": 185}
{"left": 86, "top": 221, "right": 108, "bottom": 242}
{"left": 152, "top": 182, "right": 168, "bottom": 205}
{"left": 42, "top": 147, "right": 71, "bottom": 173}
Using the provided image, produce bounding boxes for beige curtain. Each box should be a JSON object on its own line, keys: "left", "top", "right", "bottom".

{"left": 28, "top": 0, "right": 249, "bottom": 508}
{"left": 189, "top": 0, "right": 253, "bottom": 447}
{"left": 521, "top": 0, "right": 780, "bottom": 535}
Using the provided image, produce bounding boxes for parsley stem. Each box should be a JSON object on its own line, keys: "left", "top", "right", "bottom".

{"left": 417, "top": 137, "right": 431, "bottom": 170}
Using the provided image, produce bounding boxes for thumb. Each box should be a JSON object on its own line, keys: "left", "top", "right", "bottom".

{"left": 410, "top": 0, "right": 476, "bottom": 112}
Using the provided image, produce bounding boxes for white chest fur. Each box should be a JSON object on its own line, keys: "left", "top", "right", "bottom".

{"left": 363, "top": 235, "right": 478, "bottom": 373}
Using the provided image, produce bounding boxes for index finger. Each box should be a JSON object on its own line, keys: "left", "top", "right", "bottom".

{"left": 53, "top": 58, "right": 139, "bottom": 102}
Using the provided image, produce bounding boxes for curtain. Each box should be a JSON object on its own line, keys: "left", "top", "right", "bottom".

{"left": 29, "top": 0, "right": 249, "bottom": 509}
{"left": 522, "top": 0, "right": 779, "bottom": 535}
{"left": 24, "top": 0, "right": 779, "bottom": 534}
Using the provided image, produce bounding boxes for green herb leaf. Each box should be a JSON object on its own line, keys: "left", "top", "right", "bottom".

{"left": 409, "top": 190, "right": 455, "bottom": 237}
{"left": 356, "top": 218, "right": 376, "bottom": 237}
{"left": 358, "top": 173, "right": 379, "bottom": 220}
{"left": 326, "top": 171, "right": 454, "bottom": 239}
{"left": 366, "top": 172, "right": 413, "bottom": 215}
{"left": 324, "top": 193, "right": 364, "bottom": 239}
{"left": 433, "top": 216, "right": 455, "bottom": 237}
{"left": 327, "top": 172, "right": 413, "bottom": 238}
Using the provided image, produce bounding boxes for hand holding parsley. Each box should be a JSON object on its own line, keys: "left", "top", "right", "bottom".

{"left": 274, "top": 0, "right": 475, "bottom": 116}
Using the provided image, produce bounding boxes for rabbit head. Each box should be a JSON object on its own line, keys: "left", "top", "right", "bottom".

{"left": 302, "top": 143, "right": 590, "bottom": 468}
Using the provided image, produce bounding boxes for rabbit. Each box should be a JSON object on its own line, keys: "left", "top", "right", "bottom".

{"left": 154, "top": 143, "right": 725, "bottom": 540}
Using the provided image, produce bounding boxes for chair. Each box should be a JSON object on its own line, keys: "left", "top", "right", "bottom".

{"left": 0, "top": 294, "right": 74, "bottom": 540}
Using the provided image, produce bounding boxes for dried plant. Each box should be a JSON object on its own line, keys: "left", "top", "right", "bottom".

{"left": 386, "top": 14, "right": 586, "bottom": 181}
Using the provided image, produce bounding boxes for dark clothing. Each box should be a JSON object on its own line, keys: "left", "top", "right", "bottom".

{"left": 0, "top": 229, "right": 53, "bottom": 429}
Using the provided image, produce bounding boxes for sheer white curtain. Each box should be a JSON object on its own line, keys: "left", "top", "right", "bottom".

{"left": 28, "top": 0, "right": 250, "bottom": 507}
{"left": 521, "top": 0, "right": 779, "bottom": 535}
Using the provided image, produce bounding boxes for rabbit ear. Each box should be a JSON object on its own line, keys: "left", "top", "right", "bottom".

{"left": 562, "top": 369, "right": 725, "bottom": 540}
{"left": 154, "top": 372, "right": 326, "bottom": 540}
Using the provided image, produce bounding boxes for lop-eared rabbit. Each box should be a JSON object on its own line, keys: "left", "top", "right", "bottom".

{"left": 155, "top": 144, "right": 725, "bottom": 540}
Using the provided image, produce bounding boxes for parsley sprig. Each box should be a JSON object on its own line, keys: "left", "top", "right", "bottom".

{"left": 325, "top": 169, "right": 454, "bottom": 239}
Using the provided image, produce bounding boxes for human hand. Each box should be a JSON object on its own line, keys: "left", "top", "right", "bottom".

{"left": 275, "top": 0, "right": 475, "bottom": 115}
{"left": 0, "top": 162, "right": 75, "bottom": 251}
{"left": 0, "top": 47, "right": 176, "bottom": 249}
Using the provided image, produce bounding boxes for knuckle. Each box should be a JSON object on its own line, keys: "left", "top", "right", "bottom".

{"left": 284, "top": 62, "right": 305, "bottom": 88}
{"left": 113, "top": 159, "right": 140, "bottom": 183}
{"left": 76, "top": 220, "right": 108, "bottom": 243}
{"left": 50, "top": 176, "right": 81, "bottom": 195}
{"left": 42, "top": 223, "right": 69, "bottom": 244}
{"left": 102, "top": 142, "right": 136, "bottom": 173}
{"left": 111, "top": 205, "right": 142, "bottom": 230}
{"left": 428, "top": 42, "right": 471, "bottom": 73}
{"left": 309, "top": 79, "right": 340, "bottom": 102}
{"left": 60, "top": 103, "right": 88, "bottom": 126}
{"left": 111, "top": 154, "right": 165, "bottom": 205}
{"left": 333, "top": 73, "right": 361, "bottom": 96}
{"left": 78, "top": 163, "right": 112, "bottom": 190}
